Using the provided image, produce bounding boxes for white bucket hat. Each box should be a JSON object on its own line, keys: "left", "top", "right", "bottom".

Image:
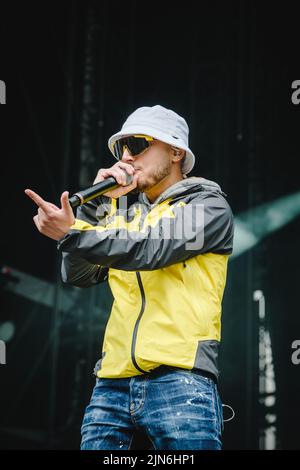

{"left": 108, "top": 105, "right": 195, "bottom": 174}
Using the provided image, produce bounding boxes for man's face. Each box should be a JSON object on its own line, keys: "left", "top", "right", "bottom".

{"left": 121, "top": 139, "right": 173, "bottom": 192}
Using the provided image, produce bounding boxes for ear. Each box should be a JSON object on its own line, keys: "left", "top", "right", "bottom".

{"left": 171, "top": 147, "right": 185, "bottom": 163}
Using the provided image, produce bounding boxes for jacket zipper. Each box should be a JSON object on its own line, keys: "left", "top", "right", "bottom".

{"left": 131, "top": 272, "right": 147, "bottom": 373}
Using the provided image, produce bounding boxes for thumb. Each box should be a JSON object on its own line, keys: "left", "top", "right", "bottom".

{"left": 60, "top": 191, "right": 72, "bottom": 214}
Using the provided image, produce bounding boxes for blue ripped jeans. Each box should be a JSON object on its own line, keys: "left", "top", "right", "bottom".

{"left": 80, "top": 366, "right": 223, "bottom": 450}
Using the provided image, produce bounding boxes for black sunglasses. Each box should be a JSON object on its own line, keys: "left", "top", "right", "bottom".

{"left": 113, "top": 134, "right": 154, "bottom": 160}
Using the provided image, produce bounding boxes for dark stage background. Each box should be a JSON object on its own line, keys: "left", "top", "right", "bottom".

{"left": 0, "top": 0, "right": 300, "bottom": 450}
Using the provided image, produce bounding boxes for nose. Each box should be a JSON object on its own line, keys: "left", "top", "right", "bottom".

{"left": 121, "top": 149, "right": 134, "bottom": 163}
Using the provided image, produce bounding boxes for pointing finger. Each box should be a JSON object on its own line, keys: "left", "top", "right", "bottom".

{"left": 24, "top": 189, "right": 52, "bottom": 214}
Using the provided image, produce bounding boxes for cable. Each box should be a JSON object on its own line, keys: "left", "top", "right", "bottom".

{"left": 222, "top": 403, "right": 236, "bottom": 423}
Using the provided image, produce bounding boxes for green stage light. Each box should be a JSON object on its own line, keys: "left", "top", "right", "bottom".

{"left": 232, "top": 191, "right": 300, "bottom": 259}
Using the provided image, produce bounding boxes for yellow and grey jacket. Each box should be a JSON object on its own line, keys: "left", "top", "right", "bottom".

{"left": 57, "top": 177, "right": 234, "bottom": 381}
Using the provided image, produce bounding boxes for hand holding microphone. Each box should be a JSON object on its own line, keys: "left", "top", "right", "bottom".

{"left": 69, "top": 162, "right": 137, "bottom": 208}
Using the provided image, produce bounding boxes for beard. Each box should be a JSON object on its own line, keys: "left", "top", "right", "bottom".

{"left": 135, "top": 158, "right": 172, "bottom": 192}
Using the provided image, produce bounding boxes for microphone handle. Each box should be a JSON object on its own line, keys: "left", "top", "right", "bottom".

{"left": 69, "top": 177, "right": 119, "bottom": 208}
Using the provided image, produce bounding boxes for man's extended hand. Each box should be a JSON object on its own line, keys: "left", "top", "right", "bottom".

{"left": 24, "top": 189, "right": 75, "bottom": 241}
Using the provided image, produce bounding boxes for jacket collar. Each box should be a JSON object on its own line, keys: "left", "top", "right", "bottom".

{"left": 139, "top": 176, "right": 224, "bottom": 207}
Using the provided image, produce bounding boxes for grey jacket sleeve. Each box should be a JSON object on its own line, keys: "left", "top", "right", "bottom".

{"left": 61, "top": 252, "right": 109, "bottom": 287}
{"left": 59, "top": 196, "right": 110, "bottom": 287}
{"left": 57, "top": 191, "right": 234, "bottom": 272}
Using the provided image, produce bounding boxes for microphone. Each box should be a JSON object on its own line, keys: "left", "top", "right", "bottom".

{"left": 68, "top": 173, "right": 133, "bottom": 208}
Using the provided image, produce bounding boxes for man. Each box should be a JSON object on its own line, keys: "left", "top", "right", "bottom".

{"left": 25, "top": 104, "right": 234, "bottom": 450}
